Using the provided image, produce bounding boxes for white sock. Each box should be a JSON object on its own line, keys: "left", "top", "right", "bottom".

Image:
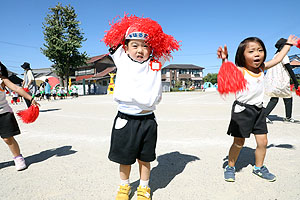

{"left": 120, "top": 179, "right": 130, "bottom": 186}
{"left": 139, "top": 179, "right": 149, "bottom": 188}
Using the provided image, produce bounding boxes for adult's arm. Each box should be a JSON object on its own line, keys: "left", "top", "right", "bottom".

{"left": 284, "top": 63, "right": 299, "bottom": 87}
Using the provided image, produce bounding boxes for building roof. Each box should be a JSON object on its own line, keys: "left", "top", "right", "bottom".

{"left": 163, "top": 64, "right": 204, "bottom": 70}
{"left": 87, "top": 54, "right": 107, "bottom": 64}
{"left": 93, "top": 67, "right": 116, "bottom": 78}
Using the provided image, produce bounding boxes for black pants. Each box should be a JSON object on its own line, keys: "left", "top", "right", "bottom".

{"left": 265, "top": 97, "right": 293, "bottom": 118}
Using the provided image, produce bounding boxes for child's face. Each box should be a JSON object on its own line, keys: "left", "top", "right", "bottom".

{"left": 125, "top": 39, "right": 151, "bottom": 62}
{"left": 244, "top": 41, "right": 265, "bottom": 69}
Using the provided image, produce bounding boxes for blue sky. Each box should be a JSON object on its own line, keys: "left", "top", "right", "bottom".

{"left": 0, "top": 0, "right": 299, "bottom": 76}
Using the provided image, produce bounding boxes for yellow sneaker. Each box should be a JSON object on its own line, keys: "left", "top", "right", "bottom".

{"left": 137, "top": 185, "right": 151, "bottom": 200}
{"left": 116, "top": 184, "right": 131, "bottom": 200}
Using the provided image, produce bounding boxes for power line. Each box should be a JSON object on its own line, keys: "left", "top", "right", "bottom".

{"left": 0, "top": 40, "right": 40, "bottom": 49}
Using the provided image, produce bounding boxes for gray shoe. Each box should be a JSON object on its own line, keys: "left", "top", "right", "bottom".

{"left": 252, "top": 165, "right": 276, "bottom": 182}
{"left": 224, "top": 165, "right": 235, "bottom": 182}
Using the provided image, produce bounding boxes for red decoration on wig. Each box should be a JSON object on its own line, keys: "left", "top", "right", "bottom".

{"left": 217, "top": 61, "right": 248, "bottom": 95}
{"left": 296, "top": 39, "right": 300, "bottom": 49}
{"left": 16, "top": 105, "right": 39, "bottom": 123}
{"left": 102, "top": 14, "right": 180, "bottom": 60}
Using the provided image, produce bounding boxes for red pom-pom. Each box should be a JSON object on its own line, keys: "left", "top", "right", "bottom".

{"left": 290, "top": 84, "right": 294, "bottom": 91}
{"left": 16, "top": 105, "right": 39, "bottom": 123}
{"left": 17, "top": 98, "right": 20, "bottom": 102}
{"left": 296, "top": 39, "right": 300, "bottom": 49}
{"left": 217, "top": 61, "right": 248, "bottom": 95}
{"left": 23, "top": 88, "right": 30, "bottom": 93}
{"left": 296, "top": 86, "right": 300, "bottom": 97}
{"left": 11, "top": 100, "right": 14, "bottom": 104}
{"left": 102, "top": 14, "right": 180, "bottom": 60}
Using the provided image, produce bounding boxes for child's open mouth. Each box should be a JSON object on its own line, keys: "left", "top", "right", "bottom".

{"left": 254, "top": 59, "right": 261, "bottom": 64}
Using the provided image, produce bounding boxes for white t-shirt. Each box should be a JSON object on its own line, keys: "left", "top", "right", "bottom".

{"left": 23, "top": 70, "right": 34, "bottom": 88}
{"left": 0, "top": 78, "right": 13, "bottom": 114}
{"left": 111, "top": 46, "right": 164, "bottom": 115}
{"left": 235, "top": 67, "right": 265, "bottom": 112}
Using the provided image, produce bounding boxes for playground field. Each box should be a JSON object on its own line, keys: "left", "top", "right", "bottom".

{"left": 1, "top": 91, "right": 300, "bottom": 200}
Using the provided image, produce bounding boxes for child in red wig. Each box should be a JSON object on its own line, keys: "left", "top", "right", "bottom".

{"left": 103, "top": 14, "right": 180, "bottom": 200}
{"left": 0, "top": 61, "right": 39, "bottom": 171}
{"left": 217, "top": 35, "right": 299, "bottom": 182}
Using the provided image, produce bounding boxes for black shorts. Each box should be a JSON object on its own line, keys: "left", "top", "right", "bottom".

{"left": 108, "top": 111, "right": 158, "bottom": 165}
{"left": 0, "top": 112, "right": 21, "bottom": 138}
{"left": 227, "top": 101, "right": 268, "bottom": 138}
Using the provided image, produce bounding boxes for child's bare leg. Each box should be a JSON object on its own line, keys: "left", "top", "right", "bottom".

{"left": 228, "top": 137, "right": 245, "bottom": 167}
{"left": 120, "top": 164, "right": 131, "bottom": 181}
{"left": 3, "top": 137, "right": 21, "bottom": 157}
{"left": 138, "top": 159, "right": 150, "bottom": 181}
{"left": 254, "top": 134, "right": 268, "bottom": 167}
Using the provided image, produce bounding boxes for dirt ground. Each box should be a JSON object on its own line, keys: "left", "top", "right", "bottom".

{"left": 1, "top": 91, "right": 300, "bottom": 200}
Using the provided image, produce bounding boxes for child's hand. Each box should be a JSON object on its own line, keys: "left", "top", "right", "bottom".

{"left": 31, "top": 99, "right": 40, "bottom": 107}
{"left": 217, "top": 45, "right": 228, "bottom": 60}
{"left": 287, "top": 35, "right": 299, "bottom": 46}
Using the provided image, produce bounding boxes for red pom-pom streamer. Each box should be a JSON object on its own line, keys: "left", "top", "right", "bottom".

{"left": 217, "top": 61, "right": 248, "bottom": 95}
{"left": 102, "top": 14, "right": 180, "bottom": 60}
{"left": 296, "top": 86, "right": 300, "bottom": 97}
{"left": 296, "top": 39, "right": 300, "bottom": 49}
{"left": 16, "top": 105, "right": 39, "bottom": 123}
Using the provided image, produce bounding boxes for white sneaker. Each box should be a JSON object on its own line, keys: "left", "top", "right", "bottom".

{"left": 283, "top": 117, "right": 296, "bottom": 123}
{"left": 14, "top": 155, "right": 27, "bottom": 171}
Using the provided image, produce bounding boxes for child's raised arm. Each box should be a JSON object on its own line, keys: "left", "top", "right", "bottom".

{"left": 2, "top": 76, "right": 39, "bottom": 106}
{"left": 264, "top": 35, "right": 299, "bottom": 70}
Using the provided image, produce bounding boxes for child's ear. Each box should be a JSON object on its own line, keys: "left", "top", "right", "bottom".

{"left": 124, "top": 45, "right": 128, "bottom": 53}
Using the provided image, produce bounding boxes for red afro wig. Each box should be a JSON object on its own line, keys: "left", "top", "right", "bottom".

{"left": 102, "top": 14, "right": 180, "bottom": 59}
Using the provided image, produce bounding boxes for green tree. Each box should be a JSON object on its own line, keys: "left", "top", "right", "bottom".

{"left": 41, "top": 3, "right": 88, "bottom": 89}
{"left": 203, "top": 73, "right": 218, "bottom": 84}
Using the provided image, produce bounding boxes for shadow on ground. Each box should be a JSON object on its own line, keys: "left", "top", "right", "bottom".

{"left": 39, "top": 108, "right": 61, "bottom": 112}
{"left": 268, "top": 115, "right": 300, "bottom": 124}
{"left": 129, "top": 151, "right": 200, "bottom": 199}
{"left": 222, "top": 144, "right": 294, "bottom": 172}
{"left": 0, "top": 145, "right": 77, "bottom": 170}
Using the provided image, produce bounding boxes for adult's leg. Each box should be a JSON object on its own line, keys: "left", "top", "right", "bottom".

{"left": 265, "top": 97, "right": 279, "bottom": 116}
{"left": 283, "top": 97, "right": 293, "bottom": 119}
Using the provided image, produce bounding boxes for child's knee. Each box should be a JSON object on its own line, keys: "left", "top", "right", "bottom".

{"left": 3, "top": 137, "right": 14, "bottom": 145}
{"left": 137, "top": 159, "right": 150, "bottom": 166}
{"left": 233, "top": 138, "right": 245, "bottom": 148}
